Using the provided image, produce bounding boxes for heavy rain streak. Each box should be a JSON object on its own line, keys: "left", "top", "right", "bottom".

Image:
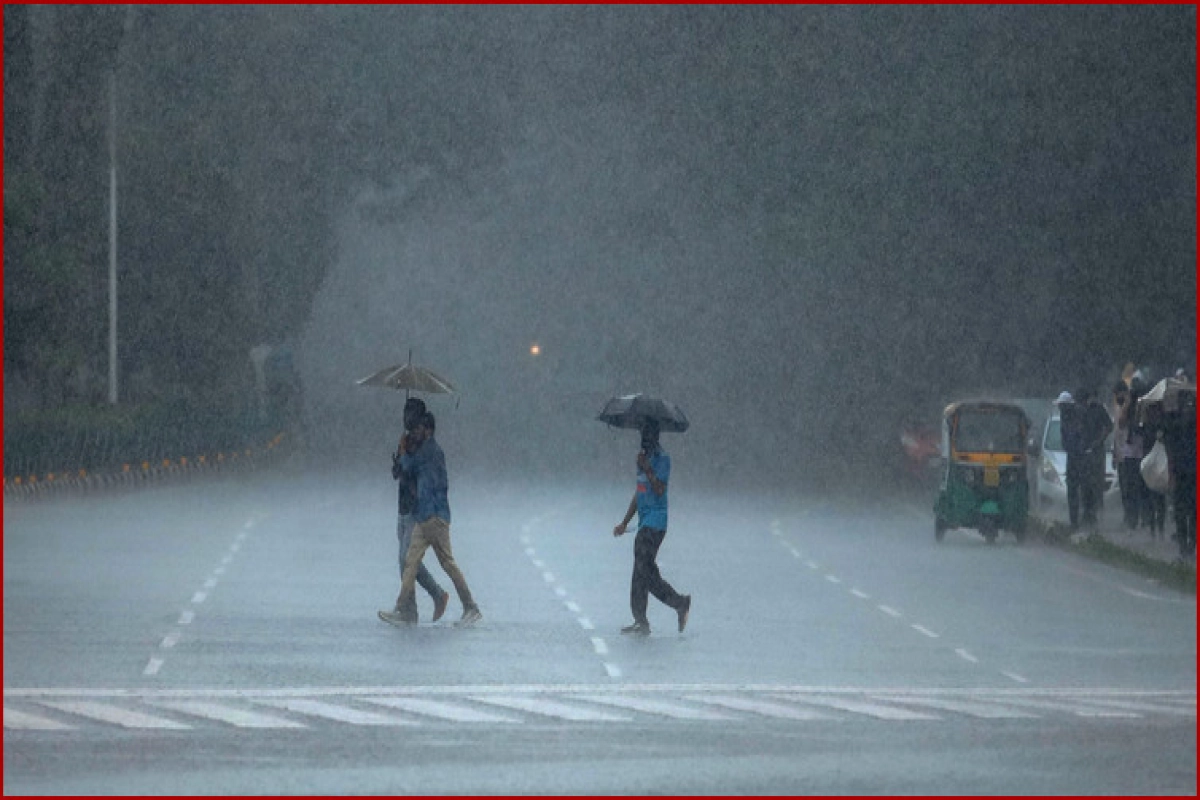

{"left": 5, "top": 6, "right": 1193, "bottom": 488}
{"left": 3, "top": 8, "right": 1196, "bottom": 795}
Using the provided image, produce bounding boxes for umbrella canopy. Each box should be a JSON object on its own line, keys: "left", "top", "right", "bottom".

{"left": 596, "top": 393, "right": 689, "bottom": 433}
{"left": 356, "top": 363, "right": 458, "bottom": 394}
{"left": 1137, "top": 377, "right": 1195, "bottom": 419}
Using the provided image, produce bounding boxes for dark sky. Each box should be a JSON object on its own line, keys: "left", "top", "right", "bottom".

{"left": 14, "top": 6, "right": 1188, "bottom": 489}
{"left": 289, "top": 6, "right": 1194, "bottom": 488}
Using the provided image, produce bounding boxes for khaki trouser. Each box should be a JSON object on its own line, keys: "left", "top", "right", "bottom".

{"left": 397, "top": 516, "right": 476, "bottom": 616}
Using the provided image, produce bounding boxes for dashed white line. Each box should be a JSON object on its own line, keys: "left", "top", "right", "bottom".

{"left": 190, "top": 592, "right": 207, "bottom": 605}
{"left": 591, "top": 637, "right": 609, "bottom": 655}
{"left": 911, "top": 624, "right": 939, "bottom": 639}
{"left": 532, "top": 559, "right": 544, "bottom": 568}
{"left": 955, "top": 648, "right": 979, "bottom": 663}
{"left": 565, "top": 601, "right": 581, "bottom": 614}
{"left": 142, "top": 658, "right": 164, "bottom": 676}
{"left": 603, "top": 663, "right": 623, "bottom": 678}
{"left": 825, "top": 574, "right": 841, "bottom": 584}
{"left": 160, "top": 633, "right": 180, "bottom": 649}
{"left": 805, "top": 561, "right": 820, "bottom": 570}
{"left": 203, "top": 578, "right": 218, "bottom": 590}
{"left": 177, "top": 610, "right": 194, "bottom": 625}
{"left": 1001, "top": 670, "right": 1028, "bottom": 683}
{"left": 542, "top": 571, "right": 556, "bottom": 583}
{"left": 554, "top": 586, "right": 567, "bottom": 597}
{"left": 850, "top": 589, "right": 871, "bottom": 600}
{"left": 578, "top": 617, "right": 595, "bottom": 631}
{"left": 878, "top": 605, "right": 902, "bottom": 618}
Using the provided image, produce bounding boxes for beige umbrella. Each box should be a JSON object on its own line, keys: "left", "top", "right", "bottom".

{"left": 356, "top": 351, "right": 458, "bottom": 398}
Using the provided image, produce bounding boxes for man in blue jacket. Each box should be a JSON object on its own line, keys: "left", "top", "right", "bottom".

{"left": 612, "top": 419, "right": 691, "bottom": 636}
{"left": 379, "top": 397, "right": 450, "bottom": 625}
{"left": 391, "top": 412, "right": 482, "bottom": 627}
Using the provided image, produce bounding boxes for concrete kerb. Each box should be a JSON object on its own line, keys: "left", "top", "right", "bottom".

{"left": 3, "top": 433, "right": 290, "bottom": 503}
{"left": 1030, "top": 514, "right": 1196, "bottom": 594}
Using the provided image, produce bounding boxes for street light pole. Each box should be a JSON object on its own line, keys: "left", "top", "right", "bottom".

{"left": 107, "top": 69, "right": 118, "bottom": 405}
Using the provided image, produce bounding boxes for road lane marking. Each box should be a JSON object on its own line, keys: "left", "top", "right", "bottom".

{"left": 955, "top": 648, "right": 978, "bottom": 663}
{"left": 591, "top": 637, "right": 609, "bottom": 655}
{"left": 190, "top": 591, "right": 207, "bottom": 604}
{"left": 683, "top": 694, "right": 829, "bottom": 720}
{"left": 578, "top": 617, "right": 595, "bottom": 631}
{"left": 3, "top": 708, "right": 75, "bottom": 730}
{"left": 362, "top": 696, "right": 520, "bottom": 723}
{"left": 869, "top": 694, "right": 1036, "bottom": 719}
{"left": 878, "top": 605, "right": 902, "bottom": 618}
{"left": 142, "top": 658, "right": 164, "bottom": 676}
{"left": 824, "top": 574, "right": 841, "bottom": 584}
{"left": 910, "top": 624, "right": 939, "bottom": 638}
{"left": 576, "top": 694, "right": 732, "bottom": 721}
{"left": 178, "top": 610, "right": 194, "bottom": 625}
{"left": 1001, "top": 671, "right": 1028, "bottom": 683}
{"left": 472, "top": 695, "right": 630, "bottom": 722}
{"left": 159, "top": 633, "right": 180, "bottom": 649}
{"left": 603, "top": 663, "right": 622, "bottom": 678}
{"left": 974, "top": 695, "right": 1140, "bottom": 718}
{"left": 565, "top": 601, "right": 581, "bottom": 613}
{"left": 778, "top": 695, "right": 939, "bottom": 720}
{"left": 38, "top": 700, "right": 190, "bottom": 729}
{"left": 850, "top": 589, "right": 871, "bottom": 600}
{"left": 254, "top": 698, "right": 416, "bottom": 726}
{"left": 147, "top": 700, "right": 306, "bottom": 729}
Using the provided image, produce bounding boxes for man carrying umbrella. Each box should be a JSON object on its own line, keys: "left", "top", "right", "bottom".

{"left": 612, "top": 418, "right": 692, "bottom": 636}
{"left": 379, "top": 397, "right": 450, "bottom": 626}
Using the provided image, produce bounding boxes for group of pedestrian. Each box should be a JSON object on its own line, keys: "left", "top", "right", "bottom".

{"left": 1056, "top": 367, "right": 1195, "bottom": 558}
{"left": 378, "top": 397, "right": 483, "bottom": 628}
{"left": 378, "top": 401, "right": 691, "bottom": 635}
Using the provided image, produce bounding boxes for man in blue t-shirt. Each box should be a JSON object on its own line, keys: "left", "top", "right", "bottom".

{"left": 612, "top": 419, "right": 691, "bottom": 636}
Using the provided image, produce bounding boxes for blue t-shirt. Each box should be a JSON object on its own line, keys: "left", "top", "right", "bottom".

{"left": 636, "top": 448, "right": 670, "bottom": 530}
{"left": 399, "top": 437, "right": 451, "bottom": 524}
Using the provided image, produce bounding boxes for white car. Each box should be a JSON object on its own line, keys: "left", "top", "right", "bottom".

{"left": 1035, "top": 411, "right": 1121, "bottom": 523}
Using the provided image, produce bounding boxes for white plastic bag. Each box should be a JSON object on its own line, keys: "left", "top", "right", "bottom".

{"left": 1141, "top": 439, "right": 1170, "bottom": 495}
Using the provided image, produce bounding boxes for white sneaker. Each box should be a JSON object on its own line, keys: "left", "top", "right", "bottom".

{"left": 454, "top": 606, "right": 482, "bottom": 628}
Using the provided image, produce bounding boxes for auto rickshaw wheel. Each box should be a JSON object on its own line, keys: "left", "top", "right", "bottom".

{"left": 979, "top": 518, "right": 998, "bottom": 544}
{"left": 935, "top": 517, "right": 946, "bottom": 543}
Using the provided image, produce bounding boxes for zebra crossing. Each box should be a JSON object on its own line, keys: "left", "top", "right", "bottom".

{"left": 4, "top": 686, "right": 1194, "bottom": 733}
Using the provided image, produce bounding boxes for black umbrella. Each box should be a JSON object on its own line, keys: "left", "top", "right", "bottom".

{"left": 596, "top": 394, "right": 689, "bottom": 433}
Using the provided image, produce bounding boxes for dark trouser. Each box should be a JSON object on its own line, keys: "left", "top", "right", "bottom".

{"left": 396, "top": 513, "right": 445, "bottom": 617}
{"left": 1118, "top": 459, "right": 1148, "bottom": 529}
{"left": 1172, "top": 471, "right": 1196, "bottom": 554}
{"left": 1145, "top": 489, "right": 1167, "bottom": 534}
{"left": 1066, "top": 458, "right": 1085, "bottom": 530}
{"left": 630, "top": 526, "right": 684, "bottom": 625}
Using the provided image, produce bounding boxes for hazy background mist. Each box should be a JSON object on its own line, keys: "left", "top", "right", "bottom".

{"left": 5, "top": 5, "right": 1194, "bottom": 491}
{"left": 297, "top": 6, "right": 1196, "bottom": 489}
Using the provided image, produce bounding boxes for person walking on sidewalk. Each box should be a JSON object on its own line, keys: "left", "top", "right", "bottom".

{"left": 392, "top": 412, "right": 483, "bottom": 627}
{"left": 1111, "top": 381, "right": 1149, "bottom": 532}
{"left": 612, "top": 419, "right": 691, "bottom": 636}
{"left": 379, "top": 397, "right": 450, "bottom": 625}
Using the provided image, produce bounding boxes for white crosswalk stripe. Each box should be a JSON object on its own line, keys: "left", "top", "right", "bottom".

{"left": 252, "top": 697, "right": 416, "bottom": 726}
{"left": 146, "top": 700, "right": 306, "bottom": 728}
{"left": 3, "top": 707, "right": 75, "bottom": 730}
{"left": 471, "top": 694, "right": 630, "bottom": 722}
{"left": 681, "top": 694, "right": 831, "bottom": 720}
{"left": 358, "top": 696, "right": 520, "bottom": 723}
{"left": 867, "top": 694, "right": 1038, "bottom": 719}
{"left": 36, "top": 700, "right": 190, "bottom": 730}
{"left": 3, "top": 687, "right": 1192, "bottom": 732}
{"left": 575, "top": 694, "right": 733, "bottom": 721}
{"left": 776, "top": 694, "right": 940, "bottom": 720}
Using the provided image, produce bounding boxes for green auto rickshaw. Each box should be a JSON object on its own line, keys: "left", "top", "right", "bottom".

{"left": 933, "top": 400, "right": 1031, "bottom": 544}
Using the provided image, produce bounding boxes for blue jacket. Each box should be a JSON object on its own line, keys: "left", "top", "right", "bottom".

{"left": 399, "top": 436, "right": 451, "bottom": 524}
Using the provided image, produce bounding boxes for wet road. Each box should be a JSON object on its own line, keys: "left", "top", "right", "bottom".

{"left": 4, "top": 471, "right": 1195, "bottom": 794}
